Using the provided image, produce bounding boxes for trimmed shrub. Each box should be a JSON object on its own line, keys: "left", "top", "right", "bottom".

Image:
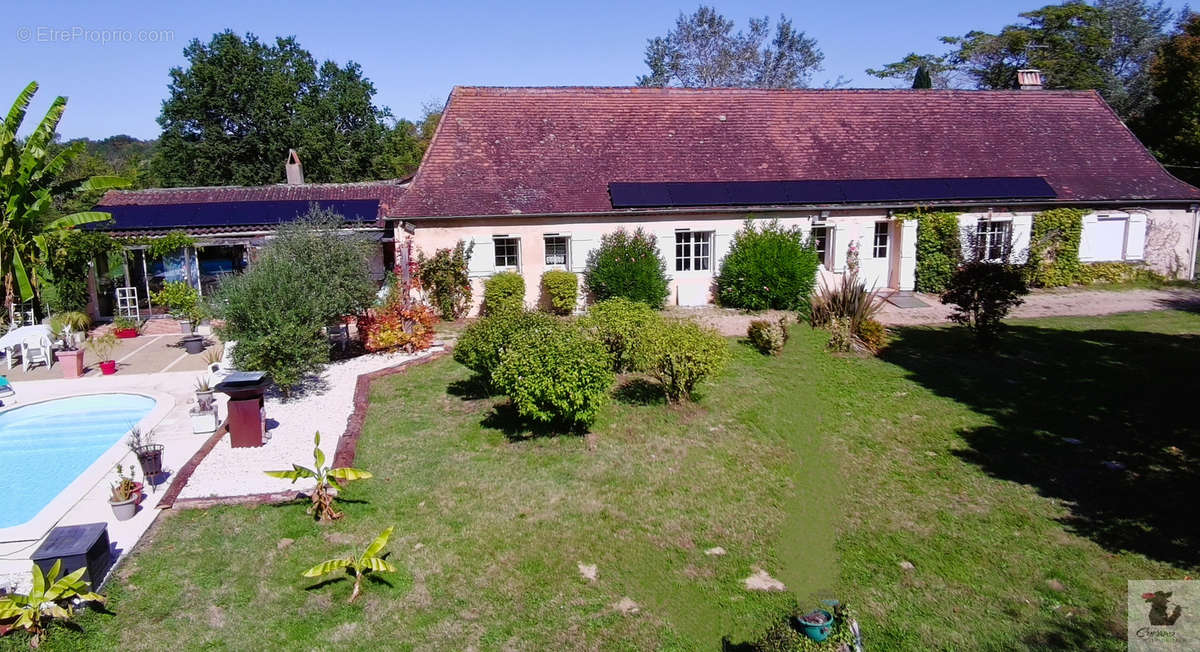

{"left": 417, "top": 240, "right": 473, "bottom": 320}
{"left": 747, "top": 318, "right": 788, "bottom": 355}
{"left": 942, "top": 261, "right": 1029, "bottom": 343}
{"left": 1079, "top": 262, "right": 1165, "bottom": 285}
{"left": 584, "top": 227, "right": 670, "bottom": 308}
{"left": 578, "top": 297, "right": 662, "bottom": 372}
{"left": 541, "top": 270, "right": 579, "bottom": 315}
{"left": 905, "top": 211, "right": 961, "bottom": 293}
{"left": 715, "top": 219, "right": 818, "bottom": 310}
{"left": 483, "top": 272, "right": 526, "bottom": 315}
{"left": 1026, "top": 208, "right": 1085, "bottom": 287}
{"left": 640, "top": 319, "right": 729, "bottom": 402}
{"left": 359, "top": 301, "right": 437, "bottom": 353}
{"left": 856, "top": 318, "right": 887, "bottom": 352}
{"left": 453, "top": 310, "right": 559, "bottom": 381}
{"left": 493, "top": 321, "right": 614, "bottom": 429}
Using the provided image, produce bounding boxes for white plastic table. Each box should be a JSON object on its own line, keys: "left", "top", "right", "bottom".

{"left": 0, "top": 325, "right": 53, "bottom": 369}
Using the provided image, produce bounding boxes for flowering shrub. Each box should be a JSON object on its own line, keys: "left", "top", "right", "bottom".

{"left": 359, "top": 301, "right": 437, "bottom": 353}
{"left": 715, "top": 219, "right": 818, "bottom": 310}
{"left": 417, "top": 240, "right": 473, "bottom": 320}
{"left": 846, "top": 239, "right": 860, "bottom": 275}
{"left": 584, "top": 228, "right": 670, "bottom": 308}
{"left": 483, "top": 272, "right": 526, "bottom": 315}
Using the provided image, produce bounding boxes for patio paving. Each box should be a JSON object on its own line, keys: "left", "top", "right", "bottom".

{"left": 0, "top": 333, "right": 213, "bottom": 383}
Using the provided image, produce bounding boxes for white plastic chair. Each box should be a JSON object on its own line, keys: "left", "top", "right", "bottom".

{"left": 21, "top": 335, "right": 52, "bottom": 372}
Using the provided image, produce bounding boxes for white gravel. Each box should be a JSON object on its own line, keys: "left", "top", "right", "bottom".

{"left": 177, "top": 347, "right": 441, "bottom": 499}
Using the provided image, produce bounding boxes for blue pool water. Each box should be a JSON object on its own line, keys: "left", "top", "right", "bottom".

{"left": 0, "top": 394, "right": 156, "bottom": 528}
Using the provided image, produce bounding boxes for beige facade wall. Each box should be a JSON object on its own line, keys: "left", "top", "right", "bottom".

{"left": 398, "top": 205, "right": 1197, "bottom": 315}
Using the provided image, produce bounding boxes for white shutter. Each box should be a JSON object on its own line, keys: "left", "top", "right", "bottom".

{"left": 467, "top": 236, "right": 494, "bottom": 278}
{"left": 1010, "top": 214, "right": 1033, "bottom": 264}
{"left": 569, "top": 236, "right": 592, "bottom": 273}
{"left": 832, "top": 223, "right": 851, "bottom": 272}
{"left": 958, "top": 214, "right": 977, "bottom": 258}
{"left": 1078, "top": 214, "right": 1100, "bottom": 262}
{"left": 713, "top": 228, "right": 736, "bottom": 273}
{"left": 1125, "top": 213, "right": 1147, "bottom": 260}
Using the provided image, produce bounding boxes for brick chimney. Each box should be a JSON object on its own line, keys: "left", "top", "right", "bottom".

{"left": 285, "top": 149, "right": 304, "bottom": 185}
{"left": 1017, "top": 69, "right": 1044, "bottom": 91}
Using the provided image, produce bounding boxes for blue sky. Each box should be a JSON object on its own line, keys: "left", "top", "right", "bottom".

{"left": 2, "top": 0, "right": 1191, "bottom": 140}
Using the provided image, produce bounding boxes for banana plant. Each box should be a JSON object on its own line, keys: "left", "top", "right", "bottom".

{"left": 264, "top": 431, "right": 372, "bottom": 521}
{"left": 1, "top": 81, "right": 130, "bottom": 308}
{"left": 0, "top": 560, "right": 105, "bottom": 648}
{"left": 302, "top": 525, "right": 397, "bottom": 603}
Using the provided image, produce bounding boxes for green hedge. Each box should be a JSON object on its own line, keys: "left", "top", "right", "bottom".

{"left": 483, "top": 272, "right": 526, "bottom": 315}
{"left": 1027, "top": 208, "right": 1086, "bottom": 287}
{"left": 714, "top": 219, "right": 818, "bottom": 310}
{"left": 541, "top": 270, "right": 578, "bottom": 315}
{"left": 583, "top": 228, "right": 670, "bottom": 308}
{"left": 493, "top": 320, "right": 613, "bottom": 429}
{"left": 903, "top": 211, "right": 961, "bottom": 293}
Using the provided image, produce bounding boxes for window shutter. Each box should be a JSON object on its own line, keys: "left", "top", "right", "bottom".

{"left": 1125, "top": 214, "right": 1147, "bottom": 260}
{"left": 1010, "top": 215, "right": 1033, "bottom": 264}
{"left": 1078, "top": 214, "right": 1101, "bottom": 262}
{"left": 569, "top": 236, "right": 591, "bottom": 273}
{"left": 713, "top": 228, "right": 736, "bottom": 273}
{"left": 467, "top": 237, "right": 494, "bottom": 278}
{"left": 957, "top": 214, "right": 977, "bottom": 258}
{"left": 832, "top": 223, "right": 850, "bottom": 272}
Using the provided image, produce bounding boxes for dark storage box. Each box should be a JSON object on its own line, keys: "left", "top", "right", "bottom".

{"left": 31, "top": 523, "right": 111, "bottom": 588}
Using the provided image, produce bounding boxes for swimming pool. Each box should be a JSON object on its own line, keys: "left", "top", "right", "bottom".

{"left": 0, "top": 394, "right": 156, "bottom": 529}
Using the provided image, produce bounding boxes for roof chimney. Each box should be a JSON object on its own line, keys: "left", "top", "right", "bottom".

{"left": 1017, "top": 69, "right": 1044, "bottom": 91}
{"left": 285, "top": 149, "right": 304, "bottom": 185}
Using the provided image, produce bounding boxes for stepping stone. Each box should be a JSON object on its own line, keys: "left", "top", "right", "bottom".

{"left": 886, "top": 293, "right": 930, "bottom": 309}
{"left": 578, "top": 562, "right": 597, "bottom": 582}
{"left": 613, "top": 597, "right": 640, "bottom": 614}
{"left": 744, "top": 568, "right": 785, "bottom": 591}
{"left": 899, "top": 560, "right": 915, "bottom": 570}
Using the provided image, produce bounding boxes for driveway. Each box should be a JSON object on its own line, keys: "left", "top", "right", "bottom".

{"left": 877, "top": 287, "right": 1200, "bottom": 326}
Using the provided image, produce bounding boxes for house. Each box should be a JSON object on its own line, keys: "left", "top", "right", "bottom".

{"left": 388, "top": 84, "right": 1200, "bottom": 312}
{"left": 90, "top": 153, "right": 405, "bottom": 319}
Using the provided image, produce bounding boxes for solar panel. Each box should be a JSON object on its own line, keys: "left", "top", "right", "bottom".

{"left": 89, "top": 199, "right": 381, "bottom": 231}
{"left": 608, "top": 177, "right": 1056, "bottom": 209}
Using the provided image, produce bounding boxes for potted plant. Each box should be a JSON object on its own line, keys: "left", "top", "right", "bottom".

{"left": 85, "top": 332, "right": 119, "bottom": 375}
{"left": 150, "top": 281, "right": 200, "bottom": 333}
{"left": 50, "top": 312, "right": 91, "bottom": 379}
{"left": 194, "top": 376, "right": 215, "bottom": 410}
{"left": 108, "top": 464, "right": 140, "bottom": 521}
{"left": 127, "top": 426, "right": 163, "bottom": 479}
{"left": 112, "top": 315, "right": 139, "bottom": 338}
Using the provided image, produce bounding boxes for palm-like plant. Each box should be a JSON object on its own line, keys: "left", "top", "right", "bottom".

{"left": 302, "top": 525, "right": 397, "bottom": 603}
{"left": 0, "top": 560, "right": 105, "bottom": 648}
{"left": 264, "top": 431, "right": 372, "bottom": 521}
{"left": 1, "top": 82, "right": 130, "bottom": 308}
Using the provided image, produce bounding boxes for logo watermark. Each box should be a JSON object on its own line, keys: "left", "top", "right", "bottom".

{"left": 1129, "top": 580, "right": 1197, "bottom": 651}
{"left": 15, "top": 26, "right": 174, "bottom": 44}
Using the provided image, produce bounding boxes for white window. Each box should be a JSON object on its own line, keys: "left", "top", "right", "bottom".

{"left": 1079, "top": 214, "right": 1147, "bottom": 262}
{"left": 544, "top": 235, "right": 569, "bottom": 267}
{"left": 493, "top": 236, "right": 520, "bottom": 270}
{"left": 811, "top": 225, "right": 832, "bottom": 268}
{"left": 675, "top": 231, "right": 713, "bottom": 272}
{"left": 872, "top": 222, "right": 890, "bottom": 259}
{"left": 976, "top": 219, "right": 1012, "bottom": 261}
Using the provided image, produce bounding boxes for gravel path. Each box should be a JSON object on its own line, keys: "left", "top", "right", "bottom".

{"left": 664, "top": 288, "right": 1200, "bottom": 334}
{"left": 177, "top": 347, "right": 442, "bottom": 499}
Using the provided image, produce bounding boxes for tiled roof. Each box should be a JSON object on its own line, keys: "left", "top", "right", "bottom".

{"left": 392, "top": 86, "right": 1200, "bottom": 218}
{"left": 98, "top": 180, "right": 407, "bottom": 215}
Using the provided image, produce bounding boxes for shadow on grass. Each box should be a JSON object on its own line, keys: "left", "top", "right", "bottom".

{"left": 481, "top": 401, "right": 586, "bottom": 441}
{"left": 881, "top": 324, "right": 1200, "bottom": 567}
{"left": 446, "top": 376, "right": 500, "bottom": 400}
{"left": 613, "top": 376, "right": 667, "bottom": 406}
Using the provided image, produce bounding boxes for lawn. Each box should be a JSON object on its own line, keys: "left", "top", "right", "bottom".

{"left": 7, "top": 310, "right": 1198, "bottom": 650}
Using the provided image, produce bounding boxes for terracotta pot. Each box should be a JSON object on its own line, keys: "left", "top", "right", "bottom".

{"left": 115, "top": 328, "right": 138, "bottom": 339}
{"left": 99, "top": 360, "right": 117, "bottom": 375}
{"left": 54, "top": 349, "right": 85, "bottom": 378}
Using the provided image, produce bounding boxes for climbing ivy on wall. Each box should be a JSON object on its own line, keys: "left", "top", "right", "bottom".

{"left": 902, "top": 211, "right": 961, "bottom": 293}
{"left": 1027, "top": 208, "right": 1086, "bottom": 287}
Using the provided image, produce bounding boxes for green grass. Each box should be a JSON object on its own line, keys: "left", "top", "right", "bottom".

{"left": 7, "top": 310, "right": 1199, "bottom": 650}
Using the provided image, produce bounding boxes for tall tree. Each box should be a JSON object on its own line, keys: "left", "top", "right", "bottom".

{"left": 1133, "top": 13, "right": 1200, "bottom": 185}
{"left": 868, "top": 1, "right": 1172, "bottom": 119}
{"left": 636, "top": 7, "right": 823, "bottom": 88}
{"left": 151, "top": 31, "right": 393, "bottom": 186}
{"left": 376, "top": 103, "right": 442, "bottom": 178}
{"left": 912, "top": 65, "right": 934, "bottom": 88}
{"left": 0, "top": 82, "right": 129, "bottom": 308}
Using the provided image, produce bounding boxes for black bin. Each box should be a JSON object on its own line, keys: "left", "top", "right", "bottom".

{"left": 31, "top": 523, "right": 111, "bottom": 588}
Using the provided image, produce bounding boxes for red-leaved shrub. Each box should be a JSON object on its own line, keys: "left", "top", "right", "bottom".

{"left": 359, "top": 301, "right": 437, "bottom": 353}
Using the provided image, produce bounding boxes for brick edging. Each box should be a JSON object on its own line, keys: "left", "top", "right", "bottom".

{"left": 157, "top": 347, "right": 450, "bottom": 509}
{"left": 333, "top": 349, "right": 450, "bottom": 468}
